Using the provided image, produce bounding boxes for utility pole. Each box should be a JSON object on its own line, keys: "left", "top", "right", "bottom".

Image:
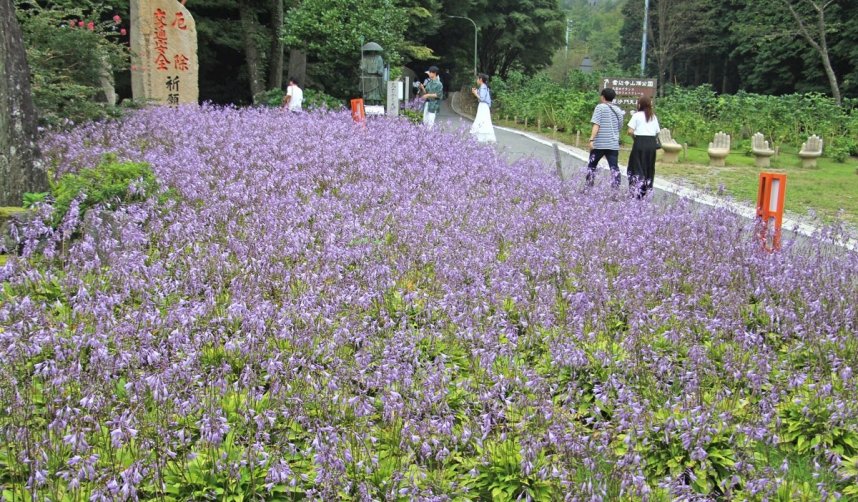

{"left": 565, "top": 19, "right": 573, "bottom": 59}
{"left": 641, "top": 0, "right": 649, "bottom": 77}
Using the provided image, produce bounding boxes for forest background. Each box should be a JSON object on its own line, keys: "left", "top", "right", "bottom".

{"left": 13, "top": 0, "right": 858, "bottom": 118}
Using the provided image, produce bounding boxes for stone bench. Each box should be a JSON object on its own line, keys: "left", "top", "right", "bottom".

{"left": 658, "top": 128, "right": 682, "bottom": 163}
{"left": 799, "top": 134, "right": 823, "bottom": 168}
{"left": 708, "top": 131, "right": 731, "bottom": 167}
{"left": 751, "top": 132, "right": 775, "bottom": 167}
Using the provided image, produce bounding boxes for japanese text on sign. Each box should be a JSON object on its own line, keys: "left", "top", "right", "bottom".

{"left": 599, "top": 77, "right": 658, "bottom": 110}
{"left": 153, "top": 9, "right": 191, "bottom": 73}
{"left": 166, "top": 76, "right": 180, "bottom": 105}
{"left": 154, "top": 9, "right": 169, "bottom": 70}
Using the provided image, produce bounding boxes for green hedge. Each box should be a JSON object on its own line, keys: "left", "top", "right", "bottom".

{"left": 492, "top": 71, "right": 858, "bottom": 159}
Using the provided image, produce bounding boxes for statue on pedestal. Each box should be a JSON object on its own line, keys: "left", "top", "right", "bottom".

{"left": 360, "top": 42, "right": 384, "bottom": 105}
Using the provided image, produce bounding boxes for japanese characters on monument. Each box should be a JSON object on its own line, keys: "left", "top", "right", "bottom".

{"left": 130, "top": 0, "right": 199, "bottom": 106}
{"left": 599, "top": 77, "right": 657, "bottom": 111}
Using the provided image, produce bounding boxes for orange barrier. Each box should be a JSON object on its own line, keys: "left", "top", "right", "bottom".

{"left": 350, "top": 98, "right": 365, "bottom": 124}
{"left": 756, "top": 172, "right": 787, "bottom": 251}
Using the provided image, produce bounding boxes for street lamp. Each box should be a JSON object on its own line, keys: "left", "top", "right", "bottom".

{"left": 641, "top": 0, "right": 650, "bottom": 77}
{"left": 445, "top": 15, "right": 478, "bottom": 76}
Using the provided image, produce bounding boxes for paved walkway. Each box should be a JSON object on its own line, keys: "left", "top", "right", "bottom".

{"left": 438, "top": 94, "right": 856, "bottom": 250}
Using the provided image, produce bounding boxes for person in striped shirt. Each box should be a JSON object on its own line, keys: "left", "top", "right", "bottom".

{"left": 586, "top": 88, "right": 625, "bottom": 188}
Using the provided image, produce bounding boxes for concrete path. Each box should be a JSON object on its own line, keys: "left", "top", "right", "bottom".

{"left": 437, "top": 94, "right": 856, "bottom": 250}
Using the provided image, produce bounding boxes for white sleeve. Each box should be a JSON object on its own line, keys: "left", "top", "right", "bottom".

{"left": 287, "top": 87, "right": 294, "bottom": 97}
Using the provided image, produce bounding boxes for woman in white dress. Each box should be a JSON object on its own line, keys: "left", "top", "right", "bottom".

{"left": 626, "top": 95, "right": 660, "bottom": 198}
{"left": 470, "top": 73, "right": 496, "bottom": 143}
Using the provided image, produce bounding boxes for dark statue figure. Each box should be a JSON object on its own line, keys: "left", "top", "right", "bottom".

{"left": 360, "top": 42, "right": 384, "bottom": 104}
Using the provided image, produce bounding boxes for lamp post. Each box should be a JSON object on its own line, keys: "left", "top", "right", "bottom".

{"left": 446, "top": 15, "right": 478, "bottom": 76}
{"left": 641, "top": 0, "right": 650, "bottom": 77}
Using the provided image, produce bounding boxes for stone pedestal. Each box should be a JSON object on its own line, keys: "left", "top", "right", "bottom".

{"left": 130, "top": 0, "right": 199, "bottom": 105}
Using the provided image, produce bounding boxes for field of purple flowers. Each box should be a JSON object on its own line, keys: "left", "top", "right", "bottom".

{"left": 1, "top": 106, "right": 857, "bottom": 500}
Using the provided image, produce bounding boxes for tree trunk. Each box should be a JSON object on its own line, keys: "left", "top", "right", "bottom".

{"left": 238, "top": 0, "right": 264, "bottom": 99}
{"left": 782, "top": 0, "right": 842, "bottom": 106}
{"left": 1, "top": 0, "right": 47, "bottom": 206}
{"left": 817, "top": 43, "right": 841, "bottom": 106}
{"left": 267, "top": 0, "right": 284, "bottom": 90}
{"left": 808, "top": 1, "right": 841, "bottom": 106}
{"left": 287, "top": 49, "right": 307, "bottom": 87}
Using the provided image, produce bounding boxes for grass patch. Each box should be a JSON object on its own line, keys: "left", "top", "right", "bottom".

{"left": 494, "top": 118, "right": 858, "bottom": 226}
{"left": 647, "top": 146, "right": 858, "bottom": 226}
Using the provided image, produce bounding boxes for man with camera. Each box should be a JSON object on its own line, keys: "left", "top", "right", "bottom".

{"left": 418, "top": 66, "right": 443, "bottom": 129}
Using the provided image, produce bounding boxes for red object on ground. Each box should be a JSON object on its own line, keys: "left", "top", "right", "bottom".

{"left": 350, "top": 98, "right": 366, "bottom": 124}
{"left": 757, "top": 172, "right": 787, "bottom": 251}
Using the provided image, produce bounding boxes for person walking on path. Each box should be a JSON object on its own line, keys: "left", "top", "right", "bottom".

{"left": 283, "top": 77, "right": 303, "bottom": 112}
{"left": 586, "top": 88, "right": 625, "bottom": 187}
{"left": 419, "top": 66, "right": 443, "bottom": 129}
{"left": 626, "top": 96, "right": 660, "bottom": 198}
{"left": 469, "top": 73, "right": 496, "bottom": 143}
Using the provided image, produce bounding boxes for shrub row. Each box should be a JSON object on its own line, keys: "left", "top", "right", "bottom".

{"left": 492, "top": 71, "right": 858, "bottom": 161}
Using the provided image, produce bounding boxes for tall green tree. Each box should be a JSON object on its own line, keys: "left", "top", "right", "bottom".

{"left": 471, "top": 0, "right": 565, "bottom": 78}
{"left": 779, "top": 0, "right": 843, "bottom": 105}
{"left": 730, "top": 0, "right": 854, "bottom": 101}
{"left": 16, "top": 0, "right": 128, "bottom": 125}
{"left": 282, "top": 0, "right": 411, "bottom": 98}
{"left": 426, "top": 0, "right": 564, "bottom": 81}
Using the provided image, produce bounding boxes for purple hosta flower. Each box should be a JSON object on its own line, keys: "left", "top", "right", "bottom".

{"left": 62, "top": 430, "right": 90, "bottom": 453}
{"left": 199, "top": 410, "right": 230, "bottom": 446}
{"left": 1, "top": 104, "right": 855, "bottom": 497}
{"left": 106, "top": 412, "right": 138, "bottom": 448}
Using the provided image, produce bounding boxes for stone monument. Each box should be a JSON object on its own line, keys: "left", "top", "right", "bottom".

{"left": 360, "top": 42, "right": 384, "bottom": 105}
{"left": 130, "top": 0, "right": 199, "bottom": 105}
{"left": 386, "top": 80, "right": 401, "bottom": 116}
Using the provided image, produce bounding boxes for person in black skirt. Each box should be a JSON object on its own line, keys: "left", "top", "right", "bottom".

{"left": 626, "top": 96, "right": 661, "bottom": 198}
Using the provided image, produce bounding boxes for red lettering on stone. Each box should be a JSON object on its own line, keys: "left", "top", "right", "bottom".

{"left": 154, "top": 9, "right": 169, "bottom": 71}
{"left": 172, "top": 12, "right": 188, "bottom": 30}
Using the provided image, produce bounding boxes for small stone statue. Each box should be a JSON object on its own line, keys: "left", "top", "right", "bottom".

{"left": 360, "top": 42, "right": 384, "bottom": 104}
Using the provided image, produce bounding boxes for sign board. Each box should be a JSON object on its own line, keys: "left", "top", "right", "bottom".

{"left": 599, "top": 77, "right": 657, "bottom": 109}
{"left": 130, "top": 0, "right": 199, "bottom": 105}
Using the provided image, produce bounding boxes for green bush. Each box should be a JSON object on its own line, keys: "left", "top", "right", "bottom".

{"left": 17, "top": 1, "right": 128, "bottom": 128}
{"left": 304, "top": 88, "right": 345, "bottom": 110}
{"left": 253, "top": 88, "right": 344, "bottom": 110}
{"left": 492, "top": 70, "right": 597, "bottom": 133}
{"left": 253, "top": 88, "right": 286, "bottom": 107}
{"left": 492, "top": 73, "right": 858, "bottom": 155}
{"left": 51, "top": 154, "right": 160, "bottom": 225}
{"left": 401, "top": 108, "right": 422, "bottom": 124}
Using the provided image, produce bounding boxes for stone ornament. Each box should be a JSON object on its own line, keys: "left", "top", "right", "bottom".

{"left": 657, "top": 128, "right": 682, "bottom": 163}
{"left": 708, "top": 131, "right": 731, "bottom": 167}
{"left": 130, "top": 0, "right": 199, "bottom": 105}
{"left": 799, "top": 135, "right": 823, "bottom": 168}
{"left": 751, "top": 132, "right": 775, "bottom": 168}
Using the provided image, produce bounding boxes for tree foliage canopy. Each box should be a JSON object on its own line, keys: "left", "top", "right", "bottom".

{"left": 282, "top": 0, "right": 411, "bottom": 98}
{"left": 617, "top": 0, "right": 858, "bottom": 101}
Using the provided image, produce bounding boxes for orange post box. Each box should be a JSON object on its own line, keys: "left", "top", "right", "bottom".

{"left": 756, "top": 172, "right": 787, "bottom": 251}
